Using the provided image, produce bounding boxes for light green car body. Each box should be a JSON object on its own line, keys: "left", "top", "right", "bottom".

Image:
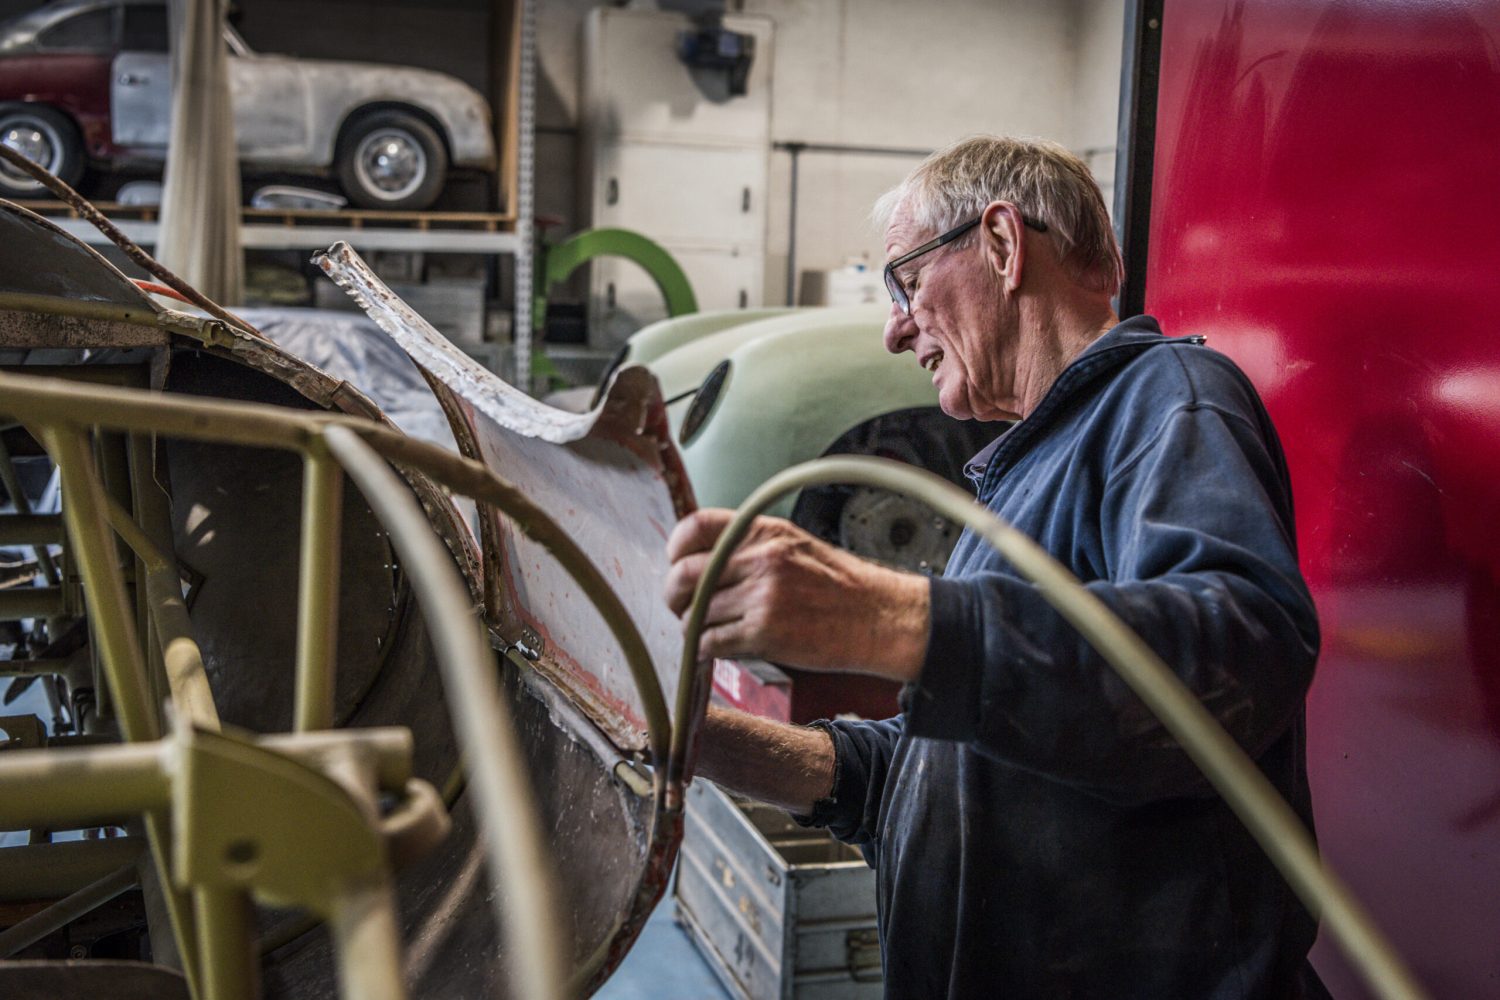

{"left": 609, "top": 306, "right": 983, "bottom": 518}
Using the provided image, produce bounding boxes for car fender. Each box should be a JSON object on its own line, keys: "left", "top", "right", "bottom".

{"left": 646, "top": 305, "right": 879, "bottom": 405}
{"left": 294, "top": 60, "right": 495, "bottom": 169}
{"left": 623, "top": 307, "right": 797, "bottom": 370}
{"left": 661, "top": 306, "right": 948, "bottom": 514}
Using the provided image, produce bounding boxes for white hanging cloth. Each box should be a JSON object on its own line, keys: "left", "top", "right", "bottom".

{"left": 156, "top": 0, "right": 243, "bottom": 305}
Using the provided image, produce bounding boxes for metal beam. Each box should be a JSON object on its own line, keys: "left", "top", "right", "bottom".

{"left": 293, "top": 452, "right": 343, "bottom": 733}
{"left": 1114, "top": 0, "right": 1165, "bottom": 318}
{"left": 43, "top": 218, "right": 521, "bottom": 254}
{"left": 0, "top": 863, "right": 138, "bottom": 957}
{"left": 0, "top": 838, "right": 145, "bottom": 902}
{"left": 0, "top": 588, "right": 65, "bottom": 620}
{"left": 0, "top": 514, "right": 63, "bottom": 546}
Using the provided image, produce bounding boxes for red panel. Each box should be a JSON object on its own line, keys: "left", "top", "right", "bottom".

{"left": 0, "top": 54, "right": 114, "bottom": 156}
{"left": 1149, "top": 2, "right": 1500, "bottom": 995}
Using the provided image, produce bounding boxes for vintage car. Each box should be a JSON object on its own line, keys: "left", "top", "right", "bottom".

{"left": 0, "top": 0, "right": 495, "bottom": 208}
{"left": 603, "top": 305, "right": 999, "bottom": 577}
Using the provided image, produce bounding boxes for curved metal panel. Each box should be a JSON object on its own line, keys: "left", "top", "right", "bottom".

{"left": 315, "top": 242, "right": 697, "bottom": 755}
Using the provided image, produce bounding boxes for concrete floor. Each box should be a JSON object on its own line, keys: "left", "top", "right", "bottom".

{"left": 594, "top": 884, "right": 733, "bottom": 1000}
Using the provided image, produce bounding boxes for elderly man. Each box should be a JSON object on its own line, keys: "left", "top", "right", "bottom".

{"left": 665, "top": 136, "right": 1324, "bottom": 998}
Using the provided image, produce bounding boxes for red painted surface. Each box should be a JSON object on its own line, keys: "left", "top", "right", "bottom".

{"left": 712, "top": 657, "right": 900, "bottom": 726}
{"left": 0, "top": 53, "right": 114, "bottom": 157}
{"left": 1149, "top": 2, "right": 1500, "bottom": 995}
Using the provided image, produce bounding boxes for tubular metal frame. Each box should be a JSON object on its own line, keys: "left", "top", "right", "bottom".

{"left": 0, "top": 367, "right": 698, "bottom": 1000}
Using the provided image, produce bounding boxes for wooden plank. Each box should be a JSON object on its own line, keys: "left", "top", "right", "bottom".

{"left": 492, "top": 0, "right": 522, "bottom": 218}
{"left": 11, "top": 200, "right": 516, "bottom": 232}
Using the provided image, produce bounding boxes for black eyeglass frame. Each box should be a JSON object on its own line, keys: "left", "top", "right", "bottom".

{"left": 883, "top": 212, "right": 1049, "bottom": 315}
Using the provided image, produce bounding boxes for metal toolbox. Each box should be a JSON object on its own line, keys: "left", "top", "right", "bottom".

{"left": 675, "top": 779, "right": 883, "bottom": 999}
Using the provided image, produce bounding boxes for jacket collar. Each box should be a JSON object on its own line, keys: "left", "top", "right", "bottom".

{"left": 963, "top": 315, "right": 1204, "bottom": 491}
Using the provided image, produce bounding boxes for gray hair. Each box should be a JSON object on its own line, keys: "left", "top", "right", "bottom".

{"left": 873, "top": 135, "right": 1123, "bottom": 295}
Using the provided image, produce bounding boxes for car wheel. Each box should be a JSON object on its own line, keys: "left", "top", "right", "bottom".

{"left": 336, "top": 110, "right": 448, "bottom": 211}
{"left": 790, "top": 408, "right": 1001, "bottom": 575}
{"left": 0, "top": 104, "right": 84, "bottom": 196}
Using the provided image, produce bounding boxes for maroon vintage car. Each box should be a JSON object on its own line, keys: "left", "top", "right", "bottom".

{"left": 0, "top": 0, "right": 496, "bottom": 208}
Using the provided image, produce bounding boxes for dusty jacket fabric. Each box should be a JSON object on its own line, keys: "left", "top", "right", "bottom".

{"left": 801, "top": 316, "right": 1325, "bottom": 999}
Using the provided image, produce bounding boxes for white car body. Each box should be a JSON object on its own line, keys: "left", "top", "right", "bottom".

{"left": 3, "top": 0, "right": 495, "bottom": 172}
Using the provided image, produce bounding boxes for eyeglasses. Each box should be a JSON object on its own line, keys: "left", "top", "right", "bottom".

{"left": 883, "top": 212, "right": 1049, "bottom": 315}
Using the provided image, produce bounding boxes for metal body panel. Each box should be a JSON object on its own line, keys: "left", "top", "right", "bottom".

{"left": 315, "top": 239, "right": 704, "bottom": 989}
{"left": 0, "top": 201, "right": 152, "bottom": 305}
{"left": 1148, "top": 2, "right": 1500, "bottom": 995}
{"left": 622, "top": 307, "right": 796, "bottom": 370}
{"left": 677, "top": 779, "right": 881, "bottom": 1000}
{"left": 107, "top": 51, "right": 167, "bottom": 148}
{"left": 258, "top": 56, "right": 495, "bottom": 170}
{"left": 659, "top": 306, "right": 980, "bottom": 517}
{"left": 109, "top": 50, "right": 493, "bottom": 169}
{"left": 0, "top": 53, "right": 112, "bottom": 156}
{"left": 316, "top": 240, "right": 694, "bottom": 755}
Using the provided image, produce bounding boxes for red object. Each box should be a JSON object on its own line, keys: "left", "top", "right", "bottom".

{"left": 132, "top": 279, "right": 192, "bottom": 304}
{"left": 1150, "top": 2, "right": 1500, "bottom": 995}
{"left": 0, "top": 53, "right": 115, "bottom": 157}
{"left": 712, "top": 658, "right": 900, "bottom": 724}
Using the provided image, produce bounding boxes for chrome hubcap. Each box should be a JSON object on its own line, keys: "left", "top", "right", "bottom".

{"left": 354, "top": 128, "right": 426, "bottom": 200}
{"left": 0, "top": 125, "right": 55, "bottom": 187}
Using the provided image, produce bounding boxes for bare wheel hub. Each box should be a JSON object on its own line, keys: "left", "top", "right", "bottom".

{"left": 0, "top": 124, "right": 55, "bottom": 187}
{"left": 838, "top": 487, "right": 960, "bottom": 574}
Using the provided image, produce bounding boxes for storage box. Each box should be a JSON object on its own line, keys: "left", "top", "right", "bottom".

{"left": 676, "top": 779, "right": 883, "bottom": 1000}
{"left": 797, "top": 266, "right": 884, "bottom": 308}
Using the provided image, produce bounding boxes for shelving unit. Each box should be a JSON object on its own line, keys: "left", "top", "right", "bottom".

{"left": 21, "top": 203, "right": 523, "bottom": 255}
{"left": 10, "top": 0, "right": 539, "bottom": 383}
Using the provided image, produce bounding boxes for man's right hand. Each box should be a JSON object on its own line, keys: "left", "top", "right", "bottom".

{"left": 663, "top": 508, "right": 932, "bottom": 683}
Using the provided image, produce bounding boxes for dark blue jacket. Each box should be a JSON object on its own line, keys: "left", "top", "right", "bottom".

{"left": 802, "top": 316, "right": 1325, "bottom": 998}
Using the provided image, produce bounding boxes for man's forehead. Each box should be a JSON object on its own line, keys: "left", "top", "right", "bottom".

{"left": 883, "top": 201, "right": 924, "bottom": 260}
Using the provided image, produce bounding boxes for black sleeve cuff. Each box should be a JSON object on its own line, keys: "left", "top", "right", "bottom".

{"left": 791, "top": 719, "right": 850, "bottom": 831}
{"left": 901, "top": 575, "right": 984, "bottom": 741}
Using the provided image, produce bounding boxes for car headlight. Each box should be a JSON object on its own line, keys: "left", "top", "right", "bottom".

{"left": 680, "top": 360, "right": 730, "bottom": 445}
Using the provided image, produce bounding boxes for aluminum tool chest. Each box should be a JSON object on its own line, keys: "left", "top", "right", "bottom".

{"left": 675, "top": 779, "right": 882, "bottom": 999}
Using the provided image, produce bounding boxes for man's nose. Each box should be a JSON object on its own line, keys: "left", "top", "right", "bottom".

{"left": 883, "top": 301, "right": 917, "bottom": 355}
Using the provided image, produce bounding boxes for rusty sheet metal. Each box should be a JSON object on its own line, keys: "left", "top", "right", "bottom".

{"left": 314, "top": 241, "right": 696, "bottom": 755}
{"left": 0, "top": 200, "right": 163, "bottom": 308}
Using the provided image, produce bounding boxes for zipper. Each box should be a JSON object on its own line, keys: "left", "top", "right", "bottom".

{"left": 975, "top": 333, "right": 1208, "bottom": 499}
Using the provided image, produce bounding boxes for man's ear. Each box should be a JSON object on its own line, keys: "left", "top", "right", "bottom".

{"left": 980, "top": 201, "right": 1026, "bottom": 293}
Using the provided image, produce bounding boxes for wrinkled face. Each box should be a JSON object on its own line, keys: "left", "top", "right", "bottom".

{"left": 881, "top": 200, "right": 1019, "bottom": 422}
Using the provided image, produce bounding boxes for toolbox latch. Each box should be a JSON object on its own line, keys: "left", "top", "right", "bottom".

{"left": 846, "top": 927, "right": 882, "bottom": 982}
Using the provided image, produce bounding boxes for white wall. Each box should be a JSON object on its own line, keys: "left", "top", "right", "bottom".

{"left": 1070, "top": 0, "right": 1129, "bottom": 212}
{"left": 530, "top": 0, "right": 1125, "bottom": 308}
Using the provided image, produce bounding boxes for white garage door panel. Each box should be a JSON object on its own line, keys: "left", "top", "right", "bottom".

{"left": 590, "top": 143, "right": 768, "bottom": 247}
{"left": 583, "top": 9, "right": 773, "bottom": 146}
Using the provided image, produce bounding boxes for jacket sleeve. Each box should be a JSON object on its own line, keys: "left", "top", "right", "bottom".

{"left": 794, "top": 714, "right": 905, "bottom": 852}
{"left": 906, "top": 400, "right": 1319, "bottom": 804}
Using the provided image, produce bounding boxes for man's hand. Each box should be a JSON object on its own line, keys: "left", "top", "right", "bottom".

{"left": 664, "top": 509, "right": 931, "bottom": 683}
